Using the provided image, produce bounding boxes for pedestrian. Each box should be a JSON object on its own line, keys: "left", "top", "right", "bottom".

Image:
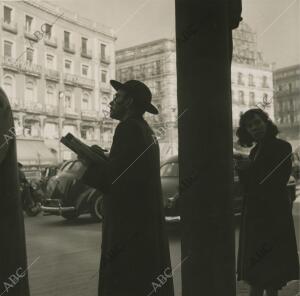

{"left": 236, "top": 108, "right": 299, "bottom": 296}
{"left": 0, "top": 87, "right": 30, "bottom": 296}
{"left": 81, "top": 80, "right": 174, "bottom": 296}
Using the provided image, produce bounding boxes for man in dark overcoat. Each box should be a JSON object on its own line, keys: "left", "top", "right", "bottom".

{"left": 0, "top": 87, "right": 30, "bottom": 296}
{"left": 81, "top": 80, "right": 174, "bottom": 296}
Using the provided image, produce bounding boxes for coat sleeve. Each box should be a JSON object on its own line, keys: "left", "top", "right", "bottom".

{"left": 259, "top": 140, "right": 292, "bottom": 188}
{"left": 82, "top": 119, "right": 144, "bottom": 192}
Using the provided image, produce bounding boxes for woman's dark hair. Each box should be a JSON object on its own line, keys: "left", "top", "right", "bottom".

{"left": 236, "top": 108, "right": 279, "bottom": 147}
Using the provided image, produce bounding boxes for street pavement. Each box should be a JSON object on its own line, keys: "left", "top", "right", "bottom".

{"left": 23, "top": 184, "right": 300, "bottom": 296}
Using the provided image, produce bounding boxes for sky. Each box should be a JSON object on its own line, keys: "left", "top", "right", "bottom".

{"left": 50, "top": 0, "right": 300, "bottom": 69}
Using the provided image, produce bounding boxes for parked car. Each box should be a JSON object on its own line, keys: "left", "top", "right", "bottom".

{"left": 160, "top": 154, "right": 297, "bottom": 223}
{"left": 41, "top": 160, "right": 104, "bottom": 221}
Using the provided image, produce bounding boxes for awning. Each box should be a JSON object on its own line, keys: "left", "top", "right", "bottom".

{"left": 16, "top": 139, "right": 58, "bottom": 166}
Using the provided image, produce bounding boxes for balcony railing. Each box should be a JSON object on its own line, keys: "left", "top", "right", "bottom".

{"left": 1, "top": 55, "right": 20, "bottom": 72}
{"left": 45, "top": 104, "right": 58, "bottom": 116}
{"left": 24, "top": 101, "right": 43, "bottom": 113}
{"left": 100, "top": 55, "right": 111, "bottom": 65}
{"left": 63, "top": 73, "right": 78, "bottom": 86}
{"left": 63, "top": 42, "right": 76, "bottom": 54}
{"left": 77, "top": 76, "right": 95, "bottom": 89}
{"left": 1, "top": 19, "right": 18, "bottom": 34}
{"left": 81, "top": 110, "right": 98, "bottom": 119}
{"left": 45, "top": 68, "right": 60, "bottom": 82}
{"left": 44, "top": 36, "right": 58, "bottom": 48}
{"left": 19, "top": 61, "right": 42, "bottom": 77}
{"left": 64, "top": 108, "right": 79, "bottom": 118}
{"left": 81, "top": 48, "right": 92, "bottom": 59}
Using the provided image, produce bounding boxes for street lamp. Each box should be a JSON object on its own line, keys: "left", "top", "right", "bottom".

{"left": 58, "top": 90, "right": 64, "bottom": 163}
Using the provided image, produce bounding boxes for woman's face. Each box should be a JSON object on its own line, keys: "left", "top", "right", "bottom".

{"left": 245, "top": 113, "right": 267, "bottom": 142}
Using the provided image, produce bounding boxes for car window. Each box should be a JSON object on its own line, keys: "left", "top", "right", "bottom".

{"left": 160, "top": 162, "right": 179, "bottom": 177}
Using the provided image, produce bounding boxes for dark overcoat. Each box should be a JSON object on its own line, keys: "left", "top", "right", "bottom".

{"left": 237, "top": 136, "right": 299, "bottom": 289}
{"left": 83, "top": 115, "right": 174, "bottom": 296}
{"left": 0, "top": 87, "right": 30, "bottom": 295}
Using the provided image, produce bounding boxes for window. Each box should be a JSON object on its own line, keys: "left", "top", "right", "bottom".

{"left": 81, "top": 37, "right": 87, "bottom": 54}
{"left": 4, "top": 40, "right": 13, "bottom": 57}
{"left": 249, "top": 92, "right": 255, "bottom": 106}
{"left": 46, "top": 85, "right": 56, "bottom": 106}
{"left": 237, "top": 72, "right": 244, "bottom": 85}
{"left": 248, "top": 74, "right": 254, "bottom": 86}
{"left": 64, "top": 31, "right": 70, "bottom": 48}
{"left": 100, "top": 43, "right": 106, "bottom": 59}
{"left": 26, "top": 48, "right": 34, "bottom": 64}
{"left": 262, "top": 76, "right": 268, "bottom": 88}
{"left": 46, "top": 54, "right": 55, "bottom": 69}
{"left": 4, "top": 6, "right": 12, "bottom": 24}
{"left": 82, "top": 65, "right": 89, "bottom": 77}
{"left": 64, "top": 59, "right": 72, "bottom": 73}
{"left": 81, "top": 127, "right": 94, "bottom": 140}
{"left": 25, "top": 15, "right": 33, "bottom": 32}
{"left": 62, "top": 125, "right": 76, "bottom": 136}
{"left": 238, "top": 91, "right": 244, "bottom": 104}
{"left": 101, "top": 70, "right": 107, "bottom": 83}
{"left": 64, "top": 90, "right": 74, "bottom": 111}
{"left": 44, "top": 24, "right": 52, "bottom": 39}
{"left": 3, "top": 75, "right": 15, "bottom": 103}
{"left": 82, "top": 92, "right": 90, "bottom": 110}
{"left": 23, "top": 119, "right": 40, "bottom": 137}
{"left": 44, "top": 123, "right": 58, "bottom": 139}
{"left": 25, "top": 80, "right": 37, "bottom": 103}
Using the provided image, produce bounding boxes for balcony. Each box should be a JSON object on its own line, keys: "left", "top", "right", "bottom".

{"left": 64, "top": 108, "right": 79, "bottom": 119}
{"left": 44, "top": 36, "right": 58, "bottom": 48}
{"left": 45, "top": 104, "right": 59, "bottom": 116}
{"left": 63, "top": 42, "right": 76, "bottom": 54}
{"left": 77, "top": 76, "right": 95, "bottom": 89}
{"left": 100, "top": 84, "right": 111, "bottom": 93}
{"left": 24, "top": 28, "right": 39, "bottom": 42}
{"left": 81, "top": 48, "right": 92, "bottom": 59}
{"left": 81, "top": 110, "right": 98, "bottom": 120}
{"left": 63, "top": 73, "right": 78, "bottom": 86}
{"left": 45, "top": 68, "right": 60, "bottom": 82}
{"left": 1, "top": 19, "right": 18, "bottom": 34}
{"left": 24, "top": 101, "right": 44, "bottom": 113}
{"left": 100, "top": 55, "right": 111, "bottom": 65}
{"left": 19, "top": 61, "right": 42, "bottom": 78}
{"left": 1, "top": 55, "right": 20, "bottom": 72}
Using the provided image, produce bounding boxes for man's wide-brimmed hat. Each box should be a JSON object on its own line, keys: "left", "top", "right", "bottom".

{"left": 110, "top": 80, "right": 159, "bottom": 115}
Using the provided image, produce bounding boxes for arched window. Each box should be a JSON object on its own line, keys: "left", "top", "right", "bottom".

{"left": 2, "top": 75, "right": 15, "bottom": 103}
{"left": 82, "top": 92, "right": 90, "bottom": 110}
{"left": 46, "top": 84, "right": 56, "bottom": 106}
{"left": 25, "top": 79, "right": 37, "bottom": 103}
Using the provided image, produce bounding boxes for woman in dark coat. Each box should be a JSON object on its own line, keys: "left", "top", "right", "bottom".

{"left": 236, "top": 108, "right": 299, "bottom": 296}
{"left": 0, "top": 87, "right": 30, "bottom": 296}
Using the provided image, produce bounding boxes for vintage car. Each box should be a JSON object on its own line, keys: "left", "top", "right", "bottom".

{"left": 161, "top": 154, "right": 297, "bottom": 223}
{"left": 41, "top": 160, "right": 104, "bottom": 221}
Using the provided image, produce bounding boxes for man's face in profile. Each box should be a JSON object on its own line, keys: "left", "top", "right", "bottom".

{"left": 109, "top": 89, "right": 130, "bottom": 120}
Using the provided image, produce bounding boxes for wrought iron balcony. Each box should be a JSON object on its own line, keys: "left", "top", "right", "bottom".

{"left": 100, "top": 55, "right": 111, "bottom": 65}
{"left": 63, "top": 73, "right": 78, "bottom": 86}
{"left": 19, "top": 61, "right": 42, "bottom": 77}
{"left": 77, "top": 76, "right": 95, "bottom": 89}
{"left": 81, "top": 110, "right": 98, "bottom": 120}
{"left": 24, "top": 101, "right": 44, "bottom": 113}
{"left": 1, "top": 55, "right": 20, "bottom": 72}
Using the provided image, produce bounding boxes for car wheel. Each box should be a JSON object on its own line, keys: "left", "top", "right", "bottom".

{"left": 62, "top": 211, "right": 79, "bottom": 220}
{"left": 90, "top": 194, "right": 104, "bottom": 222}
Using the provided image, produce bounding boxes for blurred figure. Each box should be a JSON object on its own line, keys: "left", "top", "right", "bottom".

{"left": 236, "top": 108, "right": 299, "bottom": 296}
{"left": 0, "top": 87, "right": 30, "bottom": 295}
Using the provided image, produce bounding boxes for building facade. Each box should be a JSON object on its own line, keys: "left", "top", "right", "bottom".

{"left": 116, "top": 22, "right": 273, "bottom": 160}
{"left": 273, "top": 64, "right": 300, "bottom": 149}
{"left": 0, "top": 0, "right": 116, "bottom": 166}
